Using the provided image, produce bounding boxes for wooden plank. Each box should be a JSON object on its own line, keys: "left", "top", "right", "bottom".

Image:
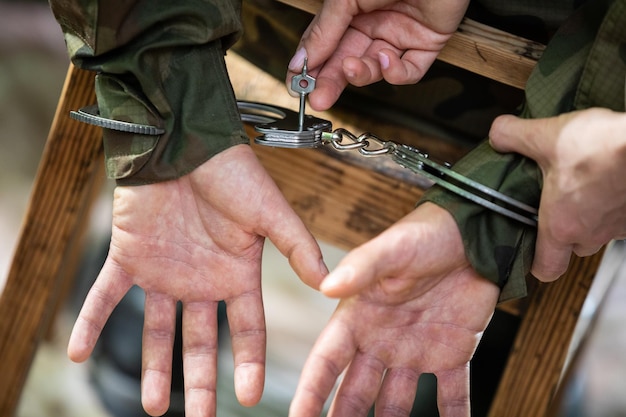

{"left": 438, "top": 18, "right": 544, "bottom": 89}
{"left": 0, "top": 65, "right": 101, "bottom": 415}
{"left": 251, "top": 140, "right": 424, "bottom": 249}
{"left": 487, "top": 250, "right": 604, "bottom": 417}
{"left": 44, "top": 159, "right": 105, "bottom": 340}
{"left": 276, "top": 0, "right": 544, "bottom": 89}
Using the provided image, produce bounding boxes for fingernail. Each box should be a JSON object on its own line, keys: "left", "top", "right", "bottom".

{"left": 320, "top": 265, "right": 353, "bottom": 292}
{"left": 378, "top": 51, "right": 390, "bottom": 70}
{"left": 289, "top": 47, "right": 307, "bottom": 71}
{"left": 320, "top": 259, "right": 330, "bottom": 276}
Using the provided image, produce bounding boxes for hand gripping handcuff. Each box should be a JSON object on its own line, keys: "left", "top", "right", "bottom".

{"left": 70, "top": 59, "right": 537, "bottom": 227}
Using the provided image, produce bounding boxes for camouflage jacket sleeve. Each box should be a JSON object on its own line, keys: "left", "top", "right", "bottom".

{"left": 422, "top": 0, "right": 626, "bottom": 302}
{"left": 49, "top": 0, "right": 249, "bottom": 185}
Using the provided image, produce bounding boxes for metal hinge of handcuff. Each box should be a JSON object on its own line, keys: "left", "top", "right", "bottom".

{"left": 68, "top": 58, "right": 537, "bottom": 227}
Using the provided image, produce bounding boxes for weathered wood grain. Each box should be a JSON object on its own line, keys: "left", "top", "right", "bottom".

{"left": 0, "top": 65, "right": 101, "bottom": 415}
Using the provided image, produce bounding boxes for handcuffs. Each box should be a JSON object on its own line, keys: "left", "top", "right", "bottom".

{"left": 70, "top": 59, "right": 538, "bottom": 227}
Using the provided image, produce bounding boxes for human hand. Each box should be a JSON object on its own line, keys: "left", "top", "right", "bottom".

{"left": 489, "top": 108, "right": 626, "bottom": 281}
{"left": 289, "top": 202, "right": 499, "bottom": 417}
{"left": 67, "top": 144, "right": 327, "bottom": 416}
{"left": 286, "top": 0, "right": 469, "bottom": 110}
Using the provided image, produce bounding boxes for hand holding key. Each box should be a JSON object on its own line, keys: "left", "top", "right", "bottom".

{"left": 287, "top": 0, "right": 470, "bottom": 111}
{"left": 253, "top": 61, "right": 332, "bottom": 148}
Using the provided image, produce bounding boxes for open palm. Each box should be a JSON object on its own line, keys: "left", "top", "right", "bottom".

{"left": 289, "top": 203, "right": 499, "bottom": 417}
{"left": 68, "top": 145, "right": 326, "bottom": 417}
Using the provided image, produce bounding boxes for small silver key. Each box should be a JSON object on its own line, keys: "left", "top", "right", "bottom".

{"left": 291, "top": 58, "right": 316, "bottom": 131}
{"left": 244, "top": 58, "right": 331, "bottom": 148}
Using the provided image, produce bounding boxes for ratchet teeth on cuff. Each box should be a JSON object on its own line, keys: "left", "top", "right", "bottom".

{"left": 70, "top": 105, "right": 165, "bottom": 136}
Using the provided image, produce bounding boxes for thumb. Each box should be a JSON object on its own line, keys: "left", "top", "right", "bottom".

{"left": 320, "top": 202, "right": 464, "bottom": 298}
{"left": 319, "top": 236, "right": 396, "bottom": 298}
{"left": 68, "top": 259, "right": 132, "bottom": 362}
{"left": 287, "top": 0, "right": 353, "bottom": 73}
{"left": 265, "top": 204, "right": 328, "bottom": 290}
{"left": 489, "top": 114, "right": 551, "bottom": 166}
{"left": 530, "top": 230, "right": 573, "bottom": 282}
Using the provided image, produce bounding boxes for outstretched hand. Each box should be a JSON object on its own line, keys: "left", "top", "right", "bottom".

{"left": 286, "top": 0, "right": 469, "bottom": 110}
{"left": 289, "top": 202, "right": 499, "bottom": 417}
{"left": 489, "top": 108, "right": 626, "bottom": 281}
{"left": 67, "top": 144, "right": 327, "bottom": 417}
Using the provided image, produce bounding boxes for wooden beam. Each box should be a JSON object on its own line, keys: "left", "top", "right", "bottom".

{"left": 438, "top": 18, "right": 544, "bottom": 89}
{"left": 251, "top": 141, "right": 424, "bottom": 249}
{"left": 276, "top": 0, "right": 545, "bottom": 89}
{"left": 0, "top": 65, "right": 101, "bottom": 415}
{"left": 487, "top": 250, "right": 604, "bottom": 417}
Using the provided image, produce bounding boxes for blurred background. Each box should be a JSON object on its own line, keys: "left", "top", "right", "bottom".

{"left": 1, "top": 1, "right": 626, "bottom": 416}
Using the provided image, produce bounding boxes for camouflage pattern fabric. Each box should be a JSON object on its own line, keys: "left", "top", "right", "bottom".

{"left": 424, "top": 0, "right": 626, "bottom": 301}
{"left": 49, "top": 0, "right": 249, "bottom": 185}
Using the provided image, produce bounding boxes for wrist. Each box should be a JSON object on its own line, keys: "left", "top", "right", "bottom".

{"left": 95, "top": 41, "right": 248, "bottom": 185}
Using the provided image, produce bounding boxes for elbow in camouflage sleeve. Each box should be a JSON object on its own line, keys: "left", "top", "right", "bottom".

{"left": 420, "top": 141, "right": 541, "bottom": 302}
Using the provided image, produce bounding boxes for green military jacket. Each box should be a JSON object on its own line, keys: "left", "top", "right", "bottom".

{"left": 424, "top": 0, "right": 626, "bottom": 300}
{"left": 50, "top": 0, "right": 249, "bottom": 185}
{"left": 50, "top": 0, "right": 626, "bottom": 301}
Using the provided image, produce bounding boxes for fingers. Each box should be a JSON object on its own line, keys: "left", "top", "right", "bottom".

{"left": 67, "top": 258, "right": 132, "bottom": 362}
{"left": 342, "top": 41, "right": 430, "bottom": 87}
{"left": 436, "top": 367, "right": 471, "bottom": 417}
{"left": 488, "top": 115, "right": 552, "bottom": 167}
{"left": 319, "top": 230, "right": 407, "bottom": 298}
{"left": 289, "top": 320, "right": 356, "bottom": 417}
{"left": 288, "top": 0, "right": 356, "bottom": 74}
{"left": 374, "top": 368, "right": 420, "bottom": 417}
{"left": 181, "top": 301, "right": 219, "bottom": 417}
{"left": 225, "top": 288, "right": 266, "bottom": 407}
{"left": 328, "top": 352, "right": 386, "bottom": 417}
{"left": 142, "top": 292, "right": 178, "bottom": 416}
{"left": 320, "top": 203, "right": 463, "bottom": 298}
{"left": 301, "top": 26, "right": 372, "bottom": 111}
{"left": 530, "top": 233, "right": 573, "bottom": 282}
{"left": 529, "top": 211, "right": 575, "bottom": 282}
{"left": 379, "top": 48, "right": 435, "bottom": 85}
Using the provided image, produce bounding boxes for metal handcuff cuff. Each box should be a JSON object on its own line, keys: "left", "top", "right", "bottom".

{"left": 70, "top": 59, "right": 538, "bottom": 227}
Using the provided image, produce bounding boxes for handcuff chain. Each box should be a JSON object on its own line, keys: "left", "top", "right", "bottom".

{"left": 320, "top": 127, "right": 539, "bottom": 227}
{"left": 322, "top": 129, "right": 398, "bottom": 157}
